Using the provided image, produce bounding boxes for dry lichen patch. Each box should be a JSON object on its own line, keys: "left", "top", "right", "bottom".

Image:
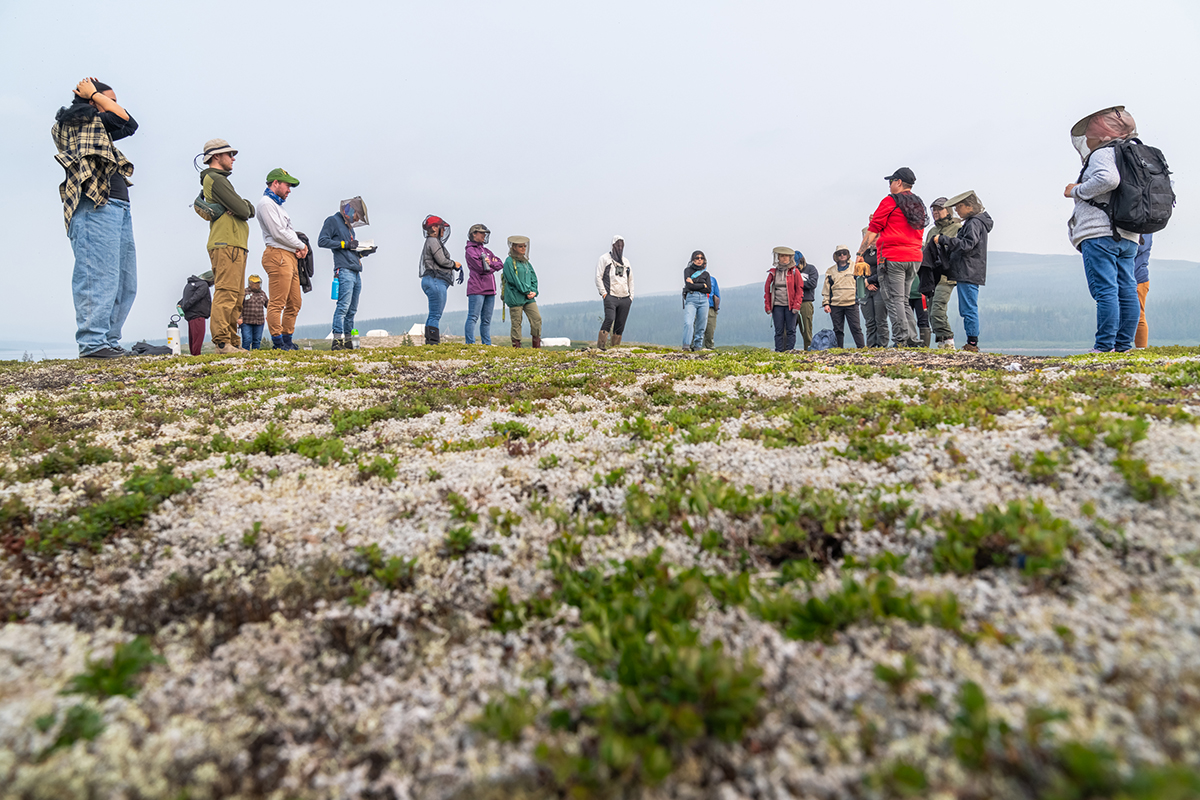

{"left": 1, "top": 345, "right": 1199, "bottom": 798}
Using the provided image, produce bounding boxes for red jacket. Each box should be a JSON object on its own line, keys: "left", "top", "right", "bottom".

{"left": 869, "top": 193, "right": 924, "bottom": 263}
{"left": 763, "top": 266, "right": 804, "bottom": 313}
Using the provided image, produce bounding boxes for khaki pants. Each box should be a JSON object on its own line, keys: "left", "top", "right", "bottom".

{"left": 1135, "top": 281, "right": 1149, "bottom": 348}
{"left": 510, "top": 301, "right": 541, "bottom": 341}
{"left": 263, "top": 247, "right": 301, "bottom": 336}
{"left": 797, "top": 301, "right": 814, "bottom": 350}
{"left": 930, "top": 277, "right": 957, "bottom": 342}
{"left": 209, "top": 245, "right": 247, "bottom": 347}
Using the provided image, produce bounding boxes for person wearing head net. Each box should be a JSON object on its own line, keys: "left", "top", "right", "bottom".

{"left": 418, "top": 215, "right": 462, "bottom": 345}
{"left": 464, "top": 224, "right": 505, "bottom": 345}
{"left": 502, "top": 236, "right": 541, "bottom": 348}
{"left": 1064, "top": 107, "right": 1143, "bottom": 353}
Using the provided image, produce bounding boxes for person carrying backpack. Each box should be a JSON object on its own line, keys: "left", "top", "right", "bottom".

{"left": 1064, "top": 106, "right": 1172, "bottom": 353}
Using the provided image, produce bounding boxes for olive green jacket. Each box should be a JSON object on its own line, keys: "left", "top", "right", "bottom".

{"left": 201, "top": 168, "right": 255, "bottom": 252}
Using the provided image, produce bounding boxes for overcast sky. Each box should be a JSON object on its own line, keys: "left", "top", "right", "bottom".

{"left": 2, "top": 0, "right": 1197, "bottom": 345}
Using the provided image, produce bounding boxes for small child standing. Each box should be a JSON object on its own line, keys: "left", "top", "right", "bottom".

{"left": 822, "top": 245, "right": 864, "bottom": 348}
{"left": 178, "top": 271, "right": 214, "bottom": 356}
{"left": 241, "top": 274, "right": 268, "bottom": 350}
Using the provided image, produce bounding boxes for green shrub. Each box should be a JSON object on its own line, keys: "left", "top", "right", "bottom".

{"left": 358, "top": 455, "right": 397, "bottom": 482}
{"left": 1113, "top": 457, "right": 1175, "bottom": 503}
{"left": 473, "top": 690, "right": 537, "bottom": 742}
{"left": 19, "top": 442, "right": 115, "bottom": 481}
{"left": 444, "top": 525, "right": 476, "bottom": 558}
{"left": 63, "top": 635, "right": 164, "bottom": 700}
{"left": 932, "top": 499, "right": 1075, "bottom": 579}
{"left": 37, "top": 703, "right": 105, "bottom": 760}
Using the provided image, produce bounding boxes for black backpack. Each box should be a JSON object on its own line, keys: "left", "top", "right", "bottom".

{"left": 1080, "top": 138, "right": 1175, "bottom": 239}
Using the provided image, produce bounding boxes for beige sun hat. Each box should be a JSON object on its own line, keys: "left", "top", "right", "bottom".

{"left": 1070, "top": 106, "right": 1125, "bottom": 137}
{"left": 201, "top": 138, "right": 237, "bottom": 164}
{"left": 772, "top": 246, "right": 794, "bottom": 257}
{"left": 944, "top": 190, "right": 985, "bottom": 213}
{"left": 833, "top": 244, "right": 851, "bottom": 256}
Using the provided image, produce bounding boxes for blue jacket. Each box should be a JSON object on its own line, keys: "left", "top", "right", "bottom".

{"left": 708, "top": 276, "right": 721, "bottom": 309}
{"left": 1134, "top": 233, "right": 1152, "bottom": 284}
{"left": 318, "top": 213, "right": 363, "bottom": 273}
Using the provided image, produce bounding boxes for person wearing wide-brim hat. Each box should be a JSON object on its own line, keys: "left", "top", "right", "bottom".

{"left": 198, "top": 138, "right": 257, "bottom": 355}
{"left": 502, "top": 236, "right": 542, "bottom": 348}
{"left": 763, "top": 246, "right": 803, "bottom": 352}
{"left": 933, "top": 191, "right": 994, "bottom": 352}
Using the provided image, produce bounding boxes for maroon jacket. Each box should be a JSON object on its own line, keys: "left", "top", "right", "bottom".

{"left": 763, "top": 266, "right": 804, "bottom": 313}
{"left": 242, "top": 284, "right": 268, "bottom": 325}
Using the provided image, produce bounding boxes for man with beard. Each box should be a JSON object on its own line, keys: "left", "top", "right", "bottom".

{"left": 855, "top": 167, "right": 927, "bottom": 347}
{"left": 198, "top": 139, "right": 256, "bottom": 354}
{"left": 596, "top": 235, "right": 634, "bottom": 349}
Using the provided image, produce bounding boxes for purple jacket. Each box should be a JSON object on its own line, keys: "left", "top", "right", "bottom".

{"left": 465, "top": 242, "right": 504, "bottom": 295}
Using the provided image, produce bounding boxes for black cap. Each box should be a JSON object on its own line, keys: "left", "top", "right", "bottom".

{"left": 930, "top": 196, "right": 949, "bottom": 209}
{"left": 884, "top": 167, "right": 916, "bottom": 184}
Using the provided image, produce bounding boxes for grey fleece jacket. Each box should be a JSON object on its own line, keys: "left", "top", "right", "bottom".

{"left": 1069, "top": 147, "right": 1138, "bottom": 249}
{"left": 419, "top": 236, "right": 458, "bottom": 285}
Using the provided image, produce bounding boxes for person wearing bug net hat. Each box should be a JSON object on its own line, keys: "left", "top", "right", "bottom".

{"left": 418, "top": 215, "right": 462, "bottom": 345}
{"left": 1063, "top": 106, "right": 1141, "bottom": 352}
{"left": 319, "top": 197, "right": 376, "bottom": 351}
{"left": 502, "top": 236, "right": 541, "bottom": 348}
{"left": 464, "top": 224, "right": 505, "bottom": 345}
{"left": 763, "top": 246, "right": 803, "bottom": 352}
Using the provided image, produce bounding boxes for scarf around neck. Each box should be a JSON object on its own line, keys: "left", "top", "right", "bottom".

{"left": 264, "top": 187, "right": 285, "bottom": 205}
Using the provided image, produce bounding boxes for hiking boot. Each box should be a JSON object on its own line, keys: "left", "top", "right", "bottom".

{"left": 597, "top": 330, "right": 609, "bottom": 350}
{"left": 962, "top": 342, "right": 979, "bottom": 352}
{"left": 940, "top": 338, "right": 956, "bottom": 349}
{"left": 919, "top": 327, "right": 931, "bottom": 348}
{"left": 331, "top": 338, "right": 344, "bottom": 351}
{"left": 80, "top": 346, "right": 127, "bottom": 359}
{"left": 271, "top": 334, "right": 285, "bottom": 350}
{"left": 214, "top": 342, "right": 246, "bottom": 355}
{"left": 532, "top": 336, "right": 542, "bottom": 349}
{"left": 612, "top": 334, "right": 622, "bottom": 348}
{"left": 511, "top": 337, "right": 521, "bottom": 348}
{"left": 428, "top": 327, "right": 440, "bottom": 345}
{"left": 281, "top": 334, "right": 300, "bottom": 351}
{"left": 342, "top": 335, "right": 354, "bottom": 350}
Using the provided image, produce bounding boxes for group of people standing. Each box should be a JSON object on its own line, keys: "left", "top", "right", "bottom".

{"left": 51, "top": 78, "right": 1163, "bottom": 359}
{"left": 755, "top": 168, "right": 994, "bottom": 354}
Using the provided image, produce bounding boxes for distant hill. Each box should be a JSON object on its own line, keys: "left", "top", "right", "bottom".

{"left": 295, "top": 252, "right": 1200, "bottom": 348}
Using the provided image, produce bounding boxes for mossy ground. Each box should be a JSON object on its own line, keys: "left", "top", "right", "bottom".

{"left": 1, "top": 345, "right": 1199, "bottom": 799}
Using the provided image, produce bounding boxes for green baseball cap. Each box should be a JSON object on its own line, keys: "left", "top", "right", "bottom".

{"left": 265, "top": 168, "right": 299, "bottom": 186}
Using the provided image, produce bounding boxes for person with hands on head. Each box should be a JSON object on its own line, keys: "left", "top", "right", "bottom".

{"left": 198, "top": 139, "right": 256, "bottom": 354}
{"left": 682, "top": 250, "right": 711, "bottom": 352}
{"left": 319, "top": 200, "right": 375, "bottom": 351}
{"left": 256, "top": 168, "right": 306, "bottom": 350}
{"left": 53, "top": 77, "right": 139, "bottom": 358}
{"left": 596, "top": 235, "right": 634, "bottom": 350}
{"left": 464, "top": 224, "right": 505, "bottom": 346}
{"left": 418, "top": 215, "right": 462, "bottom": 345}
{"left": 764, "top": 246, "right": 804, "bottom": 352}
{"left": 502, "top": 236, "right": 541, "bottom": 348}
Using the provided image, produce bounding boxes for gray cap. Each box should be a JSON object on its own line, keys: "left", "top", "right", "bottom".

{"left": 930, "top": 196, "right": 950, "bottom": 209}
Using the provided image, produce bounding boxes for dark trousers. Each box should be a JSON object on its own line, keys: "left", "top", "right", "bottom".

{"left": 771, "top": 305, "right": 797, "bottom": 352}
{"left": 909, "top": 296, "right": 930, "bottom": 330}
{"left": 860, "top": 290, "right": 888, "bottom": 347}
{"left": 829, "top": 305, "right": 864, "bottom": 348}
{"left": 601, "top": 294, "right": 632, "bottom": 335}
{"left": 797, "top": 301, "right": 814, "bottom": 350}
{"left": 187, "top": 317, "right": 206, "bottom": 356}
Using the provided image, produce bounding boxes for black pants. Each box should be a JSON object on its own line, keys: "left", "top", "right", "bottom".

{"left": 601, "top": 294, "right": 632, "bottom": 335}
{"left": 771, "top": 305, "right": 797, "bottom": 352}
{"left": 909, "top": 296, "right": 929, "bottom": 329}
{"left": 829, "top": 305, "right": 864, "bottom": 348}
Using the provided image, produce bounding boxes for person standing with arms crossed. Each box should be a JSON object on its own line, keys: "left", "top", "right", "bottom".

{"left": 256, "top": 169, "right": 306, "bottom": 350}
{"left": 197, "top": 139, "right": 256, "bottom": 354}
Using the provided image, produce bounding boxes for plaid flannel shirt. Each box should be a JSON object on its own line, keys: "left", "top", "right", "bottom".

{"left": 52, "top": 115, "right": 134, "bottom": 234}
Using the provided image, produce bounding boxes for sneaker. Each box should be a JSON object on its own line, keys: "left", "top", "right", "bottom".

{"left": 962, "top": 342, "right": 979, "bottom": 352}
{"left": 80, "top": 346, "right": 127, "bottom": 359}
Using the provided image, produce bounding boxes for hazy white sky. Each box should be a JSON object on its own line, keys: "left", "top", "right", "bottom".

{"left": 2, "top": 0, "right": 1197, "bottom": 344}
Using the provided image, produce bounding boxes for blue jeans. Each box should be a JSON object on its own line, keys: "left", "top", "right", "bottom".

{"left": 465, "top": 293, "right": 496, "bottom": 345}
{"left": 771, "top": 305, "right": 797, "bottom": 352}
{"left": 421, "top": 274, "right": 448, "bottom": 329}
{"left": 69, "top": 198, "right": 137, "bottom": 355}
{"left": 956, "top": 283, "right": 980, "bottom": 339}
{"left": 1081, "top": 237, "right": 1139, "bottom": 351}
{"left": 683, "top": 292, "right": 708, "bottom": 349}
{"left": 241, "top": 323, "right": 264, "bottom": 350}
{"left": 332, "top": 269, "right": 362, "bottom": 335}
